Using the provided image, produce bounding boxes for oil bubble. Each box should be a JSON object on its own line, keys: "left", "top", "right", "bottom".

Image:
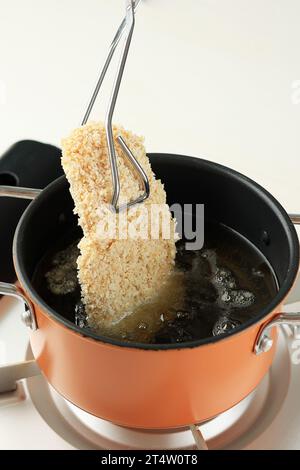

{"left": 75, "top": 301, "right": 88, "bottom": 328}
{"left": 213, "top": 317, "right": 241, "bottom": 336}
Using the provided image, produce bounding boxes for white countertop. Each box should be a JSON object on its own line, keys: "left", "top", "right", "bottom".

{"left": 0, "top": 0, "right": 299, "bottom": 210}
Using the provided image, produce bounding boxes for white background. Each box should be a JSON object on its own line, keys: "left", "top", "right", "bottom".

{"left": 0, "top": 0, "right": 299, "bottom": 208}
{"left": 0, "top": 0, "right": 299, "bottom": 206}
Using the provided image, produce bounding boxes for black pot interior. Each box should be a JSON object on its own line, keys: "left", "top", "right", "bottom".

{"left": 14, "top": 154, "right": 299, "bottom": 349}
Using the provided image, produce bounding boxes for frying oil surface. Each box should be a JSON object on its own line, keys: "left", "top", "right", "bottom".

{"left": 32, "top": 222, "right": 278, "bottom": 344}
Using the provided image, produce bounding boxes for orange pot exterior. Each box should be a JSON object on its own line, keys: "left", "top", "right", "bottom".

{"left": 28, "top": 299, "right": 279, "bottom": 429}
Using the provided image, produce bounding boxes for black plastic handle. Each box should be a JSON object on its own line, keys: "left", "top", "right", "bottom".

{"left": 0, "top": 140, "right": 63, "bottom": 282}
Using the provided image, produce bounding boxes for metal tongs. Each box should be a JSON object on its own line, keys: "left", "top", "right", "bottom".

{"left": 81, "top": 0, "right": 150, "bottom": 212}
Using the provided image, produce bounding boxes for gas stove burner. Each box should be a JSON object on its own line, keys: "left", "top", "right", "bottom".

{"left": 25, "top": 330, "right": 291, "bottom": 450}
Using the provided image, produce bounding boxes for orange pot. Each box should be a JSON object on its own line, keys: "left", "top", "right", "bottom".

{"left": 1, "top": 154, "right": 299, "bottom": 429}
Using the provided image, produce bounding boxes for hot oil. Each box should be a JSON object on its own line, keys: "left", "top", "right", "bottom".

{"left": 32, "top": 221, "right": 278, "bottom": 344}
{"left": 98, "top": 271, "right": 186, "bottom": 343}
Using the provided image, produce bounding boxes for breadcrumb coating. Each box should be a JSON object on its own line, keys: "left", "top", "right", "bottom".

{"left": 61, "top": 122, "right": 177, "bottom": 329}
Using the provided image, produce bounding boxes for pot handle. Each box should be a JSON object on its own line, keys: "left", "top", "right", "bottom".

{"left": 0, "top": 187, "right": 42, "bottom": 394}
{"left": 254, "top": 311, "right": 300, "bottom": 355}
{"left": 0, "top": 142, "right": 63, "bottom": 395}
{"left": 290, "top": 214, "right": 300, "bottom": 225}
{"left": 255, "top": 214, "right": 300, "bottom": 354}
{"left": 0, "top": 282, "right": 37, "bottom": 330}
{"left": 0, "top": 186, "right": 42, "bottom": 199}
{"left": 0, "top": 186, "right": 41, "bottom": 330}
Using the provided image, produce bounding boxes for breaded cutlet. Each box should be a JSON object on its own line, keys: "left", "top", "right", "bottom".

{"left": 61, "top": 122, "right": 177, "bottom": 329}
